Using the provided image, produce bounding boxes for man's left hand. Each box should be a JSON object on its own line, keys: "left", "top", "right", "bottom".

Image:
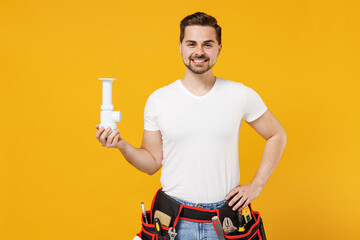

{"left": 225, "top": 182, "right": 263, "bottom": 211}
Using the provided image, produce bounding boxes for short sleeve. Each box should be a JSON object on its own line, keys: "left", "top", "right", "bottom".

{"left": 144, "top": 92, "right": 160, "bottom": 131}
{"left": 242, "top": 86, "right": 268, "bottom": 122}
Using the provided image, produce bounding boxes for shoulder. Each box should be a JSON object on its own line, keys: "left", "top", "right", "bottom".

{"left": 217, "top": 78, "right": 264, "bottom": 102}
{"left": 217, "top": 77, "right": 246, "bottom": 97}
{"left": 220, "top": 77, "right": 261, "bottom": 94}
{"left": 218, "top": 77, "right": 245, "bottom": 89}
{"left": 148, "top": 80, "right": 181, "bottom": 97}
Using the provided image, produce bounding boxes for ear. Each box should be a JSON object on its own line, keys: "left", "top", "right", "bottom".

{"left": 179, "top": 41, "right": 182, "bottom": 54}
{"left": 218, "top": 44, "right": 222, "bottom": 55}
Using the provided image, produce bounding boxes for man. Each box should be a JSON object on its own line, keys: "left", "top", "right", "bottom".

{"left": 95, "top": 12, "right": 286, "bottom": 239}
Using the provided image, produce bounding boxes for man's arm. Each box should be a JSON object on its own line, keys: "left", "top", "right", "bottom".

{"left": 95, "top": 126, "right": 163, "bottom": 175}
{"left": 225, "top": 109, "right": 287, "bottom": 211}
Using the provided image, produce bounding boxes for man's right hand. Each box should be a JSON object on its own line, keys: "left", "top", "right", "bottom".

{"left": 95, "top": 124, "right": 163, "bottom": 175}
{"left": 95, "top": 124, "right": 123, "bottom": 149}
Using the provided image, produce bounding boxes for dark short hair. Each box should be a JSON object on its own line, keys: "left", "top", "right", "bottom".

{"left": 180, "top": 12, "right": 222, "bottom": 45}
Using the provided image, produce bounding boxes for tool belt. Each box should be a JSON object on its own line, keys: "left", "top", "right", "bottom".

{"left": 136, "top": 188, "right": 267, "bottom": 240}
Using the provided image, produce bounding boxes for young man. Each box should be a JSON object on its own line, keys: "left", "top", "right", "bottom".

{"left": 95, "top": 12, "right": 286, "bottom": 239}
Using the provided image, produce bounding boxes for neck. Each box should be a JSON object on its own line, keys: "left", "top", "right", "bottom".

{"left": 181, "top": 69, "right": 216, "bottom": 90}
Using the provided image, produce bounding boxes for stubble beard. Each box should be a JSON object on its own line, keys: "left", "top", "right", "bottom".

{"left": 183, "top": 56, "right": 215, "bottom": 75}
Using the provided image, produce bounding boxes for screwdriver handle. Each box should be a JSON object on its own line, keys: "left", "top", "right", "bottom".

{"left": 154, "top": 218, "right": 162, "bottom": 237}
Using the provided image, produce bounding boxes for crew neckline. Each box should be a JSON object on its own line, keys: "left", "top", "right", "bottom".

{"left": 178, "top": 77, "right": 219, "bottom": 99}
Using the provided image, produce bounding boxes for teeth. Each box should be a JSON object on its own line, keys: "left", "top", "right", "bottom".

{"left": 193, "top": 59, "right": 206, "bottom": 62}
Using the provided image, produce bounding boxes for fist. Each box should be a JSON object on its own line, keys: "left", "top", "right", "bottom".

{"left": 95, "top": 124, "right": 122, "bottom": 149}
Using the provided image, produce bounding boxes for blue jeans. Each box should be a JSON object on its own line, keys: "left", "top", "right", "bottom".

{"left": 172, "top": 197, "right": 228, "bottom": 240}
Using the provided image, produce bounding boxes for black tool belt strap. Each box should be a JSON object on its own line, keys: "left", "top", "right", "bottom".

{"left": 151, "top": 189, "right": 247, "bottom": 228}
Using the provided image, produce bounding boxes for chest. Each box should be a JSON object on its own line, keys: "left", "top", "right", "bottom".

{"left": 157, "top": 96, "right": 243, "bottom": 141}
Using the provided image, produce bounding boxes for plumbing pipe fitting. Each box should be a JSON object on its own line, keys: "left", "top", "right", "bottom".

{"left": 99, "top": 78, "right": 121, "bottom": 137}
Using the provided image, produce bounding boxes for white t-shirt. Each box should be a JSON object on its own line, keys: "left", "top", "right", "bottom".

{"left": 144, "top": 77, "right": 267, "bottom": 203}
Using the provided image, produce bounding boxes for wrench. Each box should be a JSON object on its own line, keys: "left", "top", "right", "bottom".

{"left": 168, "top": 227, "right": 177, "bottom": 240}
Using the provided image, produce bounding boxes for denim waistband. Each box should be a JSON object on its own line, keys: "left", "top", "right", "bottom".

{"left": 172, "top": 197, "right": 228, "bottom": 210}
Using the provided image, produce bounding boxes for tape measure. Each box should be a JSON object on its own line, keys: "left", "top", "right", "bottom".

{"left": 238, "top": 206, "right": 252, "bottom": 232}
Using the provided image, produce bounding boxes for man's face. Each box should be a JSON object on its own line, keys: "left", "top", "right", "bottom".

{"left": 179, "top": 25, "right": 222, "bottom": 75}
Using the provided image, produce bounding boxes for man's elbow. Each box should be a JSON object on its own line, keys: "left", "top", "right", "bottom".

{"left": 279, "top": 129, "right": 287, "bottom": 141}
{"left": 146, "top": 163, "right": 162, "bottom": 175}
{"left": 270, "top": 129, "right": 287, "bottom": 147}
{"left": 278, "top": 130, "right": 287, "bottom": 149}
{"left": 146, "top": 169, "right": 158, "bottom": 176}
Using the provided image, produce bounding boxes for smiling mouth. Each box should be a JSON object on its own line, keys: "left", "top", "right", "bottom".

{"left": 191, "top": 59, "right": 208, "bottom": 64}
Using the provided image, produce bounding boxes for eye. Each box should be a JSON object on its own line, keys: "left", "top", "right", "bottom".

{"left": 205, "top": 44, "right": 212, "bottom": 47}
{"left": 188, "top": 43, "right": 195, "bottom": 47}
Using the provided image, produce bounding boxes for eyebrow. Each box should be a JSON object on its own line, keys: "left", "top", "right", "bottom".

{"left": 185, "top": 40, "right": 215, "bottom": 44}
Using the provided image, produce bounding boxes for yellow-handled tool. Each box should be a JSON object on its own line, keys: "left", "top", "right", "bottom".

{"left": 238, "top": 206, "right": 252, "bottom": 232}
{"left": 154, "top": 218, "right": 162, "bottom": 237}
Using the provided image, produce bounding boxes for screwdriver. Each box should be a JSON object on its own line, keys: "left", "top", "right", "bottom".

{"left": 154, "top": 218, "right": 162, "bottom": 238}
{"left": 141, "top": 202, "right": 148, "bottom": 224}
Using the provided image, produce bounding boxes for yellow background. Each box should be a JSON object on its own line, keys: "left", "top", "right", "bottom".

{"left": 1, "top": 0, "right": 360, "bottom": 239}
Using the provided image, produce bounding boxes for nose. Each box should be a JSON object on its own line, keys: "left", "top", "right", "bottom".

{"left": 195, "top": 46, "right": 205, "bottom": 56}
